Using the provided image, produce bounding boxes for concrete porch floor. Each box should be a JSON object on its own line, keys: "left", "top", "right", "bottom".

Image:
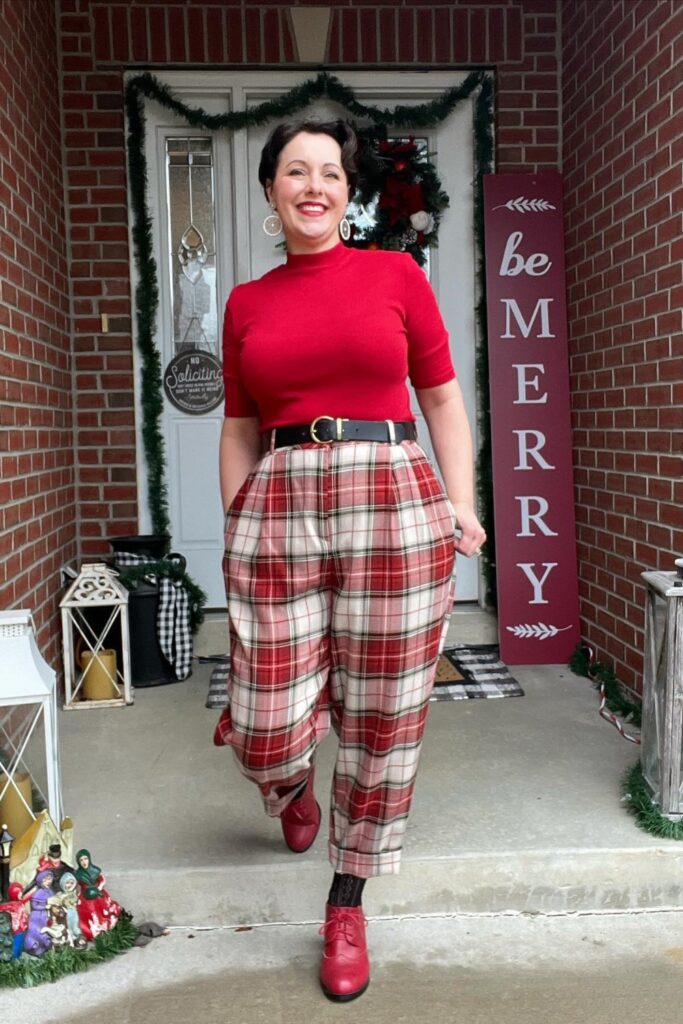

{"left": 56, "top": 607, "right": 683, "bottom": 928}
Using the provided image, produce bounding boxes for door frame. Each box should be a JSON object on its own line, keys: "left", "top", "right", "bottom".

{"left": 125, "top": 69, "right": 495, "bottom": 606}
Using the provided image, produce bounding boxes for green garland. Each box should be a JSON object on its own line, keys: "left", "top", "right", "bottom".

{"left": 116, "top": 561, "right": 207, "bottom": 633}
{"left": 0, "top": 914, "right": 138, "bottom": 989}
{"left": 569, "top": 643, "right": 642, "bottom": 727}
{"left": 623, "top": 761, "right": 683, "bottom": 841}
{"left": 125, "top": 70, "right": 496, "bottom": 598}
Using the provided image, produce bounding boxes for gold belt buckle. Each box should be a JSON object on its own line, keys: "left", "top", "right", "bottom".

{"left": 310, "top": 416, "right": 347, "bottom": 443}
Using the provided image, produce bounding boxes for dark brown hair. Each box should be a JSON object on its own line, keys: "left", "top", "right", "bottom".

{"left": 258, "top": 119, "right": 359, "bottom": 200}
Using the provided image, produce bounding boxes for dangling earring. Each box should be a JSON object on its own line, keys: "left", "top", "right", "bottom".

{"left": 263, "top": 205, "right": 283, "bottom": 237}
{"left": 339, "top": 216, "right": 351, "bottom": 242}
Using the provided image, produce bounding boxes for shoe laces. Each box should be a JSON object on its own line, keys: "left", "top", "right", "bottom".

{"left": 319, "top": 908, "right": 367, "bottom": 947}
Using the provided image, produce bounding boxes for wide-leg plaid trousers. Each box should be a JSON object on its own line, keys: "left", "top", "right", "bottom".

{"left": 214, "top": 439, "right": 456, "bottom": 877}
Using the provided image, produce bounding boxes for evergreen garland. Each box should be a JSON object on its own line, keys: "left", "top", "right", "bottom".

{"left": 124, "top": 70, "right": 496, "bottom": 598}
{"left": 623, "top": 761, "right": 683, "bottom": 841}
{"left": 569, "top": 643, "right": 642, "bottom": 727}
{"left": 0, "top": 914, "right": 138, "bottom": 989}
{"left": 116, "top": 561, "right": 207, "bottom": 633}
{"left": 569, "top": 647, "right": 683, "bottom": 841}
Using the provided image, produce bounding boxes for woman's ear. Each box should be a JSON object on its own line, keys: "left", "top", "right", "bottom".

{"left": 265, "top": 181, "right": 273, "bottom": 207}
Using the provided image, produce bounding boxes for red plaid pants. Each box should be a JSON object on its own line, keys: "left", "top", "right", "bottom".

{"left": 215, "top": 439, "right": 456, "bottom": 877}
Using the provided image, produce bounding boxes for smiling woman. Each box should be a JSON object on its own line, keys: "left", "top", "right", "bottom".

{"left": 215, "top": 116, "right": 485, "bottom": 1004}
{"left": 257, "top": 119, "right": 359, "bottom": 254}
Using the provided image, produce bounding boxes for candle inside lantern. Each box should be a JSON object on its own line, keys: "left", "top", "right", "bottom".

{"left": 0, "top": 772, "right": 33, "bottom": 842}
{"left": 80, "top": 649, "right": 119, "bottom": 701}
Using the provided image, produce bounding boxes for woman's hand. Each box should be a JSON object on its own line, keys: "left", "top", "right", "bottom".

{"left": 452, "top": 501, "right": 486, "bottom": 559}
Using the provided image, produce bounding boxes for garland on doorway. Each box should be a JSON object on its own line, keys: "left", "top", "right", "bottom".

{"left": 124, "top": 71, "right": 495, "bottom": 597}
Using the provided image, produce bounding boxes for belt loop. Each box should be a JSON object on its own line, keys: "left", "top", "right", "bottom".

{"left": 385, "top": 419, "right": 397, "bottom": 444}
{"left": 269, "top": 428, "right": 276, "bottom": 455}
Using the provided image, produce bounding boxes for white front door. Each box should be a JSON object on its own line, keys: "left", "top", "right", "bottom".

{"left": 138, "top": 71, "right": 482, "bottom": 606}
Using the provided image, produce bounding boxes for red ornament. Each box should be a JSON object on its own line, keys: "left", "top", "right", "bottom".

{"left": 394, "top": 160, "right": 409, "bottom": 173}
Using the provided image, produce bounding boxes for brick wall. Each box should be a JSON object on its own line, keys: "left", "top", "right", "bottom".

{"left": 57, "top": 0, "right": 561, "bottom": 555}
{"left": 0, "top": 0, "right": 75, "bottom": 665}
{"left": 563, "top": 0, "right": 683, "bottom": 693}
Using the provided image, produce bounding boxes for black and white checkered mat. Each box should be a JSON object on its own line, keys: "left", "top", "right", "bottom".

{"left": 433, "top": 644, "right": 524, "bottom": 700}
{"left": 205, "top": 644, "right": 522, "bottom": 709}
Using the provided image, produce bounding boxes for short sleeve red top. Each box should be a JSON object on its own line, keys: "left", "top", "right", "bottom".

{"left": 222, "top": 243, "right": 455, "bottom": 431}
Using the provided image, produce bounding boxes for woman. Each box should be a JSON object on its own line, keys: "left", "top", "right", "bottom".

{"left": 215, "top": 119, "right": 485, "bottom": 1002}
{"left": 74, "top": 848, "right": 122, "bottom": 940}
{"left": 23, "top": 869, "right": 54, "bottom": 957}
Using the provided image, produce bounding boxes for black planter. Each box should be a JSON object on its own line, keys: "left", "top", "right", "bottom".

{"left": 109, "top": 534, "right": 182, "bottom": 687}
{"left": 109, "top": 534, "right": 170, "bottom": 560}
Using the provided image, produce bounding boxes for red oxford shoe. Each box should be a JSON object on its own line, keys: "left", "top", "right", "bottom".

{"left": 280, "top": 769, "right": 321, "bottom": 853}
{"left": 319, "top": 904, "right": 370, "bottom": 1002}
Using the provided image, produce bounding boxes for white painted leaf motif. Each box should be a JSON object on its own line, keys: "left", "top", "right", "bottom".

{"left": 505, "top": 623, "right": 572, "bottom": 639}
{"left": 492, "top": 197, "right": 557, "bottom": 213}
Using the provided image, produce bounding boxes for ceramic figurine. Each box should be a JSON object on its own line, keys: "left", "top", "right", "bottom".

{"left": 22, "top": 842, "right": 74, "bottom": 899}
{"left": 44, "top": 901, "right": 70, "bottom": 949}
{"left": 74, "top": 849, "right": 122, "bottom": 940}
{"left": 56, "top": 872, "right": 87, "bottom": 949}
{"left": 0, "top": 882, "right": 29, "bottom": 959}
{"left": 23, "top": 870, "right": 55, "bottom": 957}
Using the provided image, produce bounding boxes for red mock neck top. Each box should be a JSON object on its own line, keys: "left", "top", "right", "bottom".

{"left": 222, "top": 243, "right": 455, "bottom": 431}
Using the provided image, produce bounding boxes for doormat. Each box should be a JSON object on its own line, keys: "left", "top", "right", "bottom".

{"left": 206, "top": 648, "right": 523, "bottom": 708}
{"left": 206, "top": 659, "right": 229, "bottom": 709}
{"left": 432, "top": 645, "right": 524, "bottom": 701}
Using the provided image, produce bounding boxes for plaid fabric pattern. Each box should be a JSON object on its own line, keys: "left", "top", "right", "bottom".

{"left": 215, "top": 440, "right": 456, "bottom": 877}
{"left": 114, "top": 553, "right": 193, "bottom": 681}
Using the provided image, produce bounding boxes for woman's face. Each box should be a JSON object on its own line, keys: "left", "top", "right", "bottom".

{"left": 266, "top": 132, "right": 348, "bottom": 254}
{"left": 79, "top": 854, "right": 89, "bottom": 869}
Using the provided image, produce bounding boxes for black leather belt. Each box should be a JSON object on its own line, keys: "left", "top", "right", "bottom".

{"left": 264, "top": 417, "right": 417, "bottom": 450}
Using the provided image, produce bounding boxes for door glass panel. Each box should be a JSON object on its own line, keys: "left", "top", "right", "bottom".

{"left": 166, "top": 137, "right": 218, "bottom": 355}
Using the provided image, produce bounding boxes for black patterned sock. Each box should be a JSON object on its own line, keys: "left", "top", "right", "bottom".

{"left": 328, "top": 873, "right": 366, "bottom": 907}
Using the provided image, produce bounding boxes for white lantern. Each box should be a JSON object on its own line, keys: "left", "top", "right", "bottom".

{"left": 0, "top": 611, "right": 63, "bottom": 840}
{"left": 60, "top": 563, "right": 133, "bottom": 709}
{"left": 640, "top": 558, "right": 683, "bottom": 819}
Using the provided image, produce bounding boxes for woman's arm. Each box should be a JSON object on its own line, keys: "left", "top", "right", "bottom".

{"left": 415, "top": 378, "right": 487, "bottom": 558}
{"left": 219, "top": 416, "right": 262, "bottom": 513}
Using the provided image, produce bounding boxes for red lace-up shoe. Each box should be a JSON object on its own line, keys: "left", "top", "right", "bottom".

{"left": 319, "top": 904, "right": 370, "bottom": 1002}
{"left": 280, "top": 769, "right": 321, "bottom": 853}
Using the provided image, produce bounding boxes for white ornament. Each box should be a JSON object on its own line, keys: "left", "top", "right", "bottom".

{"left": 410, "top": 211, "right": 434, "bottom": 233}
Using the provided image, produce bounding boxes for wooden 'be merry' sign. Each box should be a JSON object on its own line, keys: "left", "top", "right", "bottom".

{"left": 483, "top": 172, "right": 580, "bottom": 664}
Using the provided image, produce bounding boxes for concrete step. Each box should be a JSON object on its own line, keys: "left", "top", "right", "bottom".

{"left": 55, "top": 661, "right": 683, "bottom": 928}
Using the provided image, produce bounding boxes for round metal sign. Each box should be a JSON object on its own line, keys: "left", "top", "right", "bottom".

{"left": 163, "top": 350, "right": 224, "bottom": 415}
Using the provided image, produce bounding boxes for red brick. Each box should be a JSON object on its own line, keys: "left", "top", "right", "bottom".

{"left": 130, "top": 5, "right": 148, "bottom": 62}
{"left": 167, "top": 6, "right": 187, "bottom": 63}
{"left": 148, "top": 6, "right": 166, "bottom": 63}
{"left": 453, "top": 8, "right": 468, "bottom": 63}
{"left": 244, "top": 7, "right": 260, "bottom": 63}
{"left": 378, "top": 8, "right": 396, "bottom": 63}
{"left": 187, "top": 5, "right": 206, "bottom": 63}
{"left": 225, "top": 8, "right": 243, "bottom": 63}
{"left": 360, "top": 9, "right": 379, "bottom": 64}
{"left": 110, "top": 5, "right": 129, "bottom": 63}
{"left": 206, "top": 9, "right": 224, "bottom": 65}
{"left": 92, "top": 5, "right": 112, "bottom": 62}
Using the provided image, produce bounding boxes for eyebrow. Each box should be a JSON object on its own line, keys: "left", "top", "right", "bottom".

{"left": 284, "top": 159, "right": 341, "bottom": 169}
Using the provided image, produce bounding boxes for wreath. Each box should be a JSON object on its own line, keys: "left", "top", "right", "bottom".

{"left": 347, "top": 126, "right": 450, "bottom": 267}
